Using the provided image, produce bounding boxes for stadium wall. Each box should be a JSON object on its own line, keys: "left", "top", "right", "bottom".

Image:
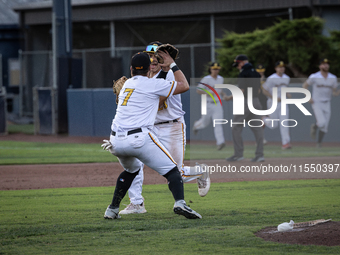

{"left": 67, "top": 87, "right": 340, "bottom": 142}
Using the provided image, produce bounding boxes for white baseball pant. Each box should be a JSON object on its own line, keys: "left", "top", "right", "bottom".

{"left": 109, "top": 127, "right": 177, "bottom": 203}
{"left": 128, "top": 117, "right": 202, "bottom": 205}
{"left": 312, "top": 101, "right": 331, "bottom": 133}
{"left": 193, "top": 102, "right": 225, "bottom": 145}
{"left": 264, "top": 100, "right": 290, "bottom": 145}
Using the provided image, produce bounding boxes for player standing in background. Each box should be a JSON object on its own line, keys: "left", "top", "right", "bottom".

{"left": 102, "top": 51, "right": 202, "bottom": 220}
{"left": 262, "top": 61, "right": 292, "bottom": 150}
{"left": 193, "top": 62, "right": 226, "bottom": 150}
{"left": 303, "top": 58, "right": 340, "bottom": 147}
{"left": 119, "top": 42, "right": 210, "bottom": 215}
{"left": 256, "top": 64, "right": 268, "bottom": 145}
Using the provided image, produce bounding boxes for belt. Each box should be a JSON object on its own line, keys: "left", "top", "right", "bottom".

{"left": 155, "top": 119, "right": 178, "bottom": 125}
{"left": 111, "top": 128, "right": 142, "bottom": 136}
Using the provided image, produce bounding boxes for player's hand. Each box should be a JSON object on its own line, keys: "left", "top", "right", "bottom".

{"left": 309, "top": 98, "right": 314, "bottom": 104}
{"left": 223, "top": 95, "right": 232, "bottom": 101}
{"left": 158, "top": 50, "right": 173, "bottom": 68}
{"left": 101, "top": 139, "right": 112, "bottom": 151}
{"left": 333, "top": 89, "right": 340, "bottom": 96}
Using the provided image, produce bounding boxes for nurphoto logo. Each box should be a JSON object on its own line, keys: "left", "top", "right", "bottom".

{"left": 200, "top": 84, "right": 312, "bottom": 128}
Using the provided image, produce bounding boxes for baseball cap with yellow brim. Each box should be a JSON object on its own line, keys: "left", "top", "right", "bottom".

{"left": 275, "top": 61, "right": 285, "bottom": 67}
{"left": 256, "top": 64, "right": 265, "bottom": 72}
{"left": 319, "top": 58, "right": 330, "bottom": 64}
{"left": 210, "top": 62, "right": 221, "bottom": 70}
{"left": 144, "top": 41, "right": 162, "bottom": 53}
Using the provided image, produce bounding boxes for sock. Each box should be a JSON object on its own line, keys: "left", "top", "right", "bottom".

{"left": 318, "top": 130, "right": 325, "bottom": 143}
{"left": 163, "top": 166, "right": 184, "bottom": 201}
{"left": 110, "top": 170, "right": 140, "bottom": 208}
{"left": 182, "top": 166, "right": 205, "bottom": 176}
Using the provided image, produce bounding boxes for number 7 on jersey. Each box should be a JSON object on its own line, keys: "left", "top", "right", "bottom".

{"left": 121, "top": 88, "right": 135, "bottom": 106}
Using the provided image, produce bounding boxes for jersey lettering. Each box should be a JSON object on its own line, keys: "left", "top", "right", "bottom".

{"left": 121, "top": 88, "right": 135, "bottom": 106}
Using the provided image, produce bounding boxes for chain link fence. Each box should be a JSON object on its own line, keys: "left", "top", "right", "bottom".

{"left": 19, "top": 43, "right": 214, "bottom": 116}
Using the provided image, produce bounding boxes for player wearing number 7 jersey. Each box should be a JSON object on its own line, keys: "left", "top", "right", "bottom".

{"left": 102, "top": 51, "right": 202, "bottom": 220}
{"left": 120, "top": 42, "right": 210, "bottom": 215}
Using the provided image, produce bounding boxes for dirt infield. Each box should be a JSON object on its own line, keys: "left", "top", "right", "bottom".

{"left": 1, "top": 133, "right": 339, "bottom": 189}
{"left": 256, "top": 221, "right": 340, "bottom": 246}
{"left": 1, "top": 133, "right": 339, "bottom": 247}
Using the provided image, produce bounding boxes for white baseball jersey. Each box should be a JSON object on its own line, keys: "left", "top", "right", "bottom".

{"left": 111, "top": 75, "right": 177, "bottom": 132}
{"left": 154, "top": 70, "right": 185, "bottom": 123}
{"left": 306, "top": 71, "right": 338, "bottom": 102}
{"left": 197, "top": 75, "right": 224, "bottom": 103}
{"left": 263, "top": 73, "right": 290, "bottom": 97}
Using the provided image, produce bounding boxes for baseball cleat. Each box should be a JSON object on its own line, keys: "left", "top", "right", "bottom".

{"left": 282, "top": 143, "right": 292, "bottom": 150}
{"left": 104, "top": 205, "right": 121, "bottom": 219}
{"left": 173, "top": 200, "right": 202, "bottom": 219}
{"left": 251, "top": 156, "right": 265, "bottom": 162}
{"left": 119, "top": 202, "right": 147, "bottom": 215}
{"left": 310, "top": 124, "right": 317, "bottom": 140}
{"left": 217, "top": 143, "right": 226, "bottom": 150}
{"left": 226, "top": 155, "right": 244, "bottom": 162}
{"left": 196, "top": 164, "right": 210, "bottom": 197}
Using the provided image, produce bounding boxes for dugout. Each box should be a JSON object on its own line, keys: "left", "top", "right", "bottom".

{"left": 10, "top": 0, "right": 340, "bottom": 138}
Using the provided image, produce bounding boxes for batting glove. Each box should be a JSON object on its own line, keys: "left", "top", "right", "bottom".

{"left": 101, "top": 139, "right": 112, "bottom": 151}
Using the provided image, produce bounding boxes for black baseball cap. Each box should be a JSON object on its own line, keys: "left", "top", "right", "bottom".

{"left": 275, "top": 61, "right": 285, "bottom": 67}
{"left": 232, "top": 54, "right": 248, "bottom": 67}
{"left": 320, "top": 58, "right": 330, "bottom": 64}
{"left": 144, "top": 41, "right": 162, "bottom": 53}
{"left": 256, "top": 64, "right": 265, "bottom": 72}
{"left": 131, "top": 52, "right": 151, "bottom": 70}
{"left": 210, "top": 62, "right": 221, "bottom": 70}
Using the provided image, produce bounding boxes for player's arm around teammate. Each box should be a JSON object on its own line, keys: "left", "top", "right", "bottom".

{"left": 103, "top": 52, "right": 201, "bottom": 220}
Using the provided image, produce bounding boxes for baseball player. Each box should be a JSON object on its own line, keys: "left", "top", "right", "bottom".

{"left": 102, "top": 51, "right": 202, "bottom": 220}
{"left": 193, "top": 62, "right": 226, "bottom": 150}
{"left": 303, "top": 58, "right": 340, "bottom": 147}
{"left": 262, "top": 61, "right": 292, "bottom": 150}
{"left": 119, "top": 42, "right": 210, "bottom": 215}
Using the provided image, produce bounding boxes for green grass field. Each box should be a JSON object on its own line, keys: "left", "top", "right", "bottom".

{"left": 7, "top": 123, "right": 35, "bottom": 135}
{"left": 190, "top": 143, "right": 340, "bottom": 160}
{"left": 1, "top": 180, "right": 339, "bottom": 254}
{"left": 1, "top": 140, "right": 339, "bottom": 165}
{"left": 1, "top": 124, "right": 339, "bottom": 254}
{"left": 2, "top": 123, "right": 339, "bottom": 164}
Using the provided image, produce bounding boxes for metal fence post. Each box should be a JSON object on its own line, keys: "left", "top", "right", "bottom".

{"left": 190, "top": 45, "right": 195, "bottom": 78}
{"left": 82, "top": 50, "right": 86, "bottom": 88}
{"left": 18, "top": 50, "right": 23, "bottom": 117}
